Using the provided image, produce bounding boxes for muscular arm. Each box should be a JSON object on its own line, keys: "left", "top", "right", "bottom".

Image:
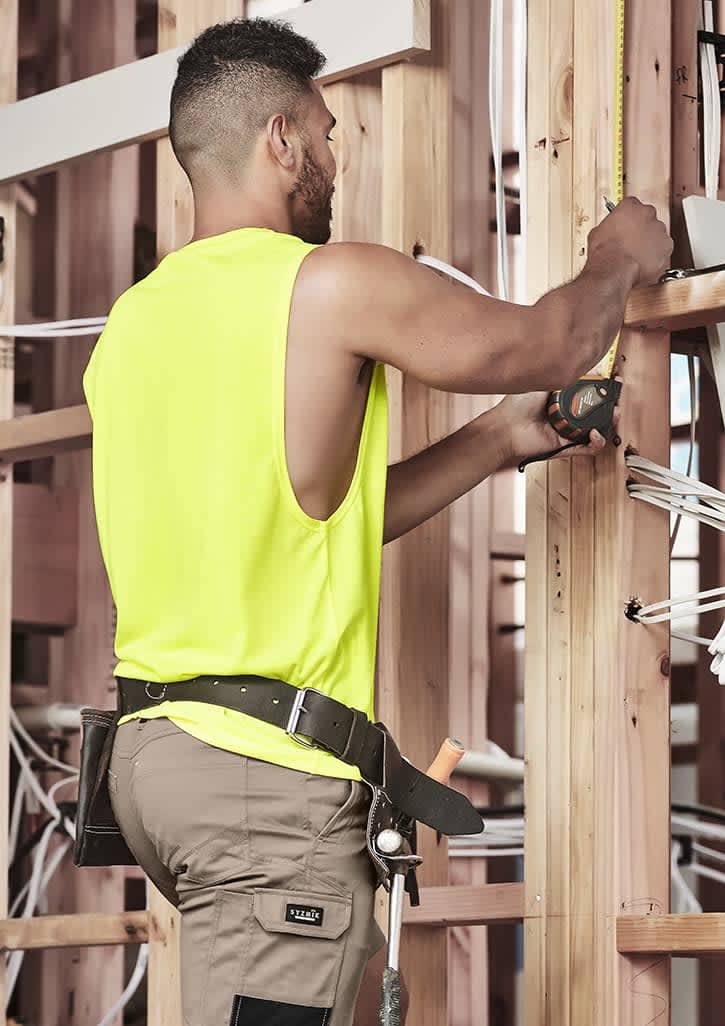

{"left": 298, "top": 242, "right": 638, "bottom": 394}
{"left": 383, "top": 404, "right": 513, "bottom": 543}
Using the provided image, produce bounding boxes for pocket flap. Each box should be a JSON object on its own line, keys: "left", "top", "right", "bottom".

{"left": 253, "top": 889, "right": 351, "bottom": 941}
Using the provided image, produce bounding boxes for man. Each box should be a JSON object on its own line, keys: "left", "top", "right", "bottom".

{"left": 82, "top": 17, "right": 673, "bottom": 1026}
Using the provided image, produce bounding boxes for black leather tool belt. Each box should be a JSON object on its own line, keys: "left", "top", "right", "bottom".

{"left": 116, "top": 673, "right": 484, "bottom": 840}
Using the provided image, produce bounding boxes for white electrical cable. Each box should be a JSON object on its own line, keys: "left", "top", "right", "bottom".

{"left": 634, "top": 585, "right": 725, "bottom": 624}
{"left": 0, "top": 316, "right": 106, "bottom": 338}
{"left": 6, "top": 835, "right": 73, "bottom": 1005}
{"left": 671, "top": 814, "right": 725, "bottom": 843}
{"left": 670, "top": 841, "right": 703, "bottom": 913}
{"left": 700, "top": 1, "right": 721, "bottom": 201}
{"left": 670, "top": 355, "right": 698, "bottom": 551}
{"left": 691, "top": 861, "right": 725, "bottom": 888}
{"left": 515, "top": 0, "right": 527, "bottom": 268}
{"left": 692, "top": 840, "right": 725, "bottom": 866}
{"left": 489, "top": 0, "right": 509, "bottom": 299}
{"left": 96, "top": 880, "right": 152, "bottom": 1026}
{"left": 414, "top": 254, "right": 493, "bottom": 296}
{"left": 6, "top": 818, "right": 60, "bottom": 1005}
{"left": 97, "top": 944, "right": 149, "bottom": 1026}
{"left": 10, "top": 706, "right": 79, "bottom": 774}
{"left": 9, "top": 730, "right": 75, "bottom": 837}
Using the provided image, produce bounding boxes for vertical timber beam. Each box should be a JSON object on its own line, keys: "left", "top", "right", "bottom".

{"left": 447, "top": 1, "right": 494, "bottom": 1023}
{"left": 151, "top": 4, "right": 242, "bottom": 1024}
{"left": 379, "top": 2, "right": 450, "bottom": 1024}
{"left": 0, "top": 0, "right": 17, "bottom": 1016}
{"left": 524, "top": 1, "right": 672, "bottom": 1025}
{"left": 46, "top": 3, "right": 138, "bottom": 1023}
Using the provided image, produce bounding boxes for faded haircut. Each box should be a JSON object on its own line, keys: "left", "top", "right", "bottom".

{"left": 169, "top": 18, "right": 326, "bottom": 185}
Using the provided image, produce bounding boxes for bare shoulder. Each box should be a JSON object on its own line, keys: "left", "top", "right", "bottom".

{"left": 294, "top": 241, "right": 415, "bottom": 303}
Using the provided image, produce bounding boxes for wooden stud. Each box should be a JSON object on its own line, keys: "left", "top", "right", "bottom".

{"left": 0, "top": 0, "right": 17, "bottom": 1015}
{"left": 378, "top": 3, "right": 451, "bottom": 1023}
{"left": 446, "top": 1, "right": 495, "bottom": 1021}
{"left": 39, "top": 3, "right": 138, "bottom": 1020}
{"left": 524, "top": 1, "right": 672, "bottom": 1024}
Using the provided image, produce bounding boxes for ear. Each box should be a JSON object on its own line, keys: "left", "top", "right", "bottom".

{"left": 267, "top": 113, "right": 298, "bottom": 172}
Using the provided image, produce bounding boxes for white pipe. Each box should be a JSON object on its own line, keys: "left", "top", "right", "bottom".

{"left": 14, "top": 702, "right": 83, "bottom": 733}
{"left": 452, "top": 747, "right": 525, "bottom": 783}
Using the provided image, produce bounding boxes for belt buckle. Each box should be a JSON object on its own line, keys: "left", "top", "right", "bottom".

{"left": 144, "top": 682, "right": 167, "bottom": 702}
{"left": 285, "top": 687, "right": 322, "bottom": 749}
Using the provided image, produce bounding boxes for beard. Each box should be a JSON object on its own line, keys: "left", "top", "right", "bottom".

{"left": 289, "top": 147, "right": 335, "bottom": 245}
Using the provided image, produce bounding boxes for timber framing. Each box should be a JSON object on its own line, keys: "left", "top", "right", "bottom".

{"left": 0, "top": 0, "right": 429, "bottom": 184}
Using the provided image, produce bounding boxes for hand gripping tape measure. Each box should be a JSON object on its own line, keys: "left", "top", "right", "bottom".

{"left": 519, "top": 0, "right": 626, "bottom": 474}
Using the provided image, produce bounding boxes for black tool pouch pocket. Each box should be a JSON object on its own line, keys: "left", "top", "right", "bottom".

{"left": 73, "top": 708, "right": 137, "bottom": 867}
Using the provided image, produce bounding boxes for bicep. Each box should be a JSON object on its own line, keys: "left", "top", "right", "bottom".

{"left": 302, "top": 243, "right": 561, "bottom": 395}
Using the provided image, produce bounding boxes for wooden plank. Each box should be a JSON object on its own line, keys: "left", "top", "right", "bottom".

{"left": 403, "top": 883, "right": 525, "bottom": 927}
{"left": 623, "top": 269, "right": 725, "bottom": 332}
{"left": 0, "top": 913, "right": 148, "bottom": 951}
{"left": 670, "top": 0, "right": 700, "bottom": 267}
{"left": 0, "top": 405, "right": 91, "bottom": 463}
{"left": 524, "top": 1, "right": 672, "bottom": 1025}
{"left": 0, "top": 0, "right": 430, "bottom": 185}
{"left": 617, "top": 915, "right": 725, "bottom": 956}
{"left": 378, "top": 3, "right": 451, "bottom": 1023}
{"left": 446, "top": 1, "right": 493, "bottom": 1022}
{"left": 323, "top": 73, "right": 382, "bottom": 246}
{"left": 0, "top": 1, "right": 17, "bottom": 1017}
{"left": 12, "top": 483, "right": 78, "bottom": 627}
{"left": 37, "top": 5, "right": 137, "bottom": 1022}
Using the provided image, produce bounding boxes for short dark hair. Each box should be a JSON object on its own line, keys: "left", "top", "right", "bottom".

{"left": 169, "top": 18, "right": 326, "bottom": 184}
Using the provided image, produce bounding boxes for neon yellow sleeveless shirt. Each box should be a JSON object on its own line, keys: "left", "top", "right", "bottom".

{"left": 83, "top": 228, "right": 388, "bottom": 781}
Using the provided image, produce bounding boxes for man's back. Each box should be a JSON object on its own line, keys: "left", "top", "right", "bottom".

{"left": 83, "top": 227, "right": 388, "bottom": 781}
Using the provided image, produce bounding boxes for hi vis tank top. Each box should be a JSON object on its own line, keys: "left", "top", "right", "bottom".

{"left": 83, "top": 228, "right": 388, "bottom": 780}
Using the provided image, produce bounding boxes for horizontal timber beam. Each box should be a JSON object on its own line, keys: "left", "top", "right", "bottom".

{"left": 624, "top": 269, "right": 725, "bottom": 332}
{"left": 402, "top": 883, "right": 524, "bottom": 926}
{"left": 617, "top": 913, "right": 725, "bottom": 956}
{"left": 0, "top": 406, "right": 91, "bottom": 463}
{"left": 0, "top": 912, "right": 148, "bottom": 951}
{"left": 0, "top": 0, "right": 430, "bottom": 184}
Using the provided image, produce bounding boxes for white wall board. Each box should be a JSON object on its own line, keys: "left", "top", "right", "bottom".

{"left": 0, "top": 0, "right": 429, "bottom": 184}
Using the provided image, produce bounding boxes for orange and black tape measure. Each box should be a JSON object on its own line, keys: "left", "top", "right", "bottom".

{"left": 518, "top": 377, "right": 622, "bottom": 473}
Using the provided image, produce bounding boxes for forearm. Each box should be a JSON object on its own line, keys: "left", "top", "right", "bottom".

{"left": 536, "top": 253, "right": 639, "bottom": 383}
{"left": 383, "top": 405, "right": 513, "bottom": 544}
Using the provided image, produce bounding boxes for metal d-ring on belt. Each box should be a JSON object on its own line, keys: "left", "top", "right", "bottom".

{"left": 116, "top": 673, "right": 483, "bottom": 838}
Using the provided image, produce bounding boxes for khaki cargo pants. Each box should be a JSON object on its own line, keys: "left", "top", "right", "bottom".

{"left": 109, "top": 717, "right": 385, "bottom": 1026}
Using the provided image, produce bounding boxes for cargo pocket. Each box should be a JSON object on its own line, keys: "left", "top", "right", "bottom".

{"left": 241, "top": 888, "right": 352, "bottom": 1011}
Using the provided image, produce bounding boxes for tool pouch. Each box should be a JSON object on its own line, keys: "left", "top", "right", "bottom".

{"left": 73, "top": 708, "right": 137, "bottom": 867}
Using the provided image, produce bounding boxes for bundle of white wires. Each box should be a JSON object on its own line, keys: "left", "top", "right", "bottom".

{"left": 7, "top": 709, "right": 148, "bottom": 1024}
{"left": 625, "top": 452, "right": 725, "bottom": 682}
{"left": 0, "top": 316, "right": 106, "bottom": 338}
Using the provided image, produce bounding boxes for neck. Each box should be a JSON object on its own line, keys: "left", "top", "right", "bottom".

{"left": 191, "top": 189, "right": 294, "bottom": 243}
